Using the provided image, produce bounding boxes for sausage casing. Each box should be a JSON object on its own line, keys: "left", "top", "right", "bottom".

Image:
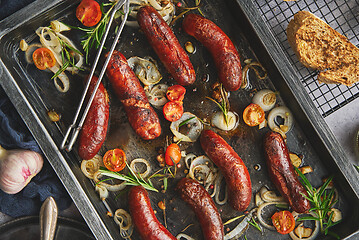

{"left": 106, "top": 50, "right": 161, "bottom": 140}
{"left": 200, "top": 130, "right": 252, "bottom": 211}
{"left": 137, "top": 6, "right": 196, "bottom": 86}
{"left": 78, "top": 76, "right": 109, "bottom": 160}
{"left": 263, "top": 131, "right": 310, "bottom": 213}
{"left": 128, "top": 186, "right": 177, "bottom": 240}
{"left": 176, "top": 178, "right": 224, "bottom": 240}
{"left": 182, "top": 14, "right": 242, "bottom": 91}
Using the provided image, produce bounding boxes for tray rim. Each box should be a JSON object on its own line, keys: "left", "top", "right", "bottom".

{"left": 0, "top": 0, "right": 358, "bottom": 239}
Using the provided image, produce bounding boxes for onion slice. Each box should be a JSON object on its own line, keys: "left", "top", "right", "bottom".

{"left": 24, "top": 43, "right": 43, "bottom": 64}
{"left": 289, "top": 212, "right": 320, "bottom": 240}
{"left": 127, "top": 56, "right": 162, "bottom": 86}
{"left": 170, "top": 112, "right": 203, "bottom": 142}
{"left": 80, "top": 155, "right": 102, "bottom": 179}
{"left": 114, "top": 209, "right": 134, "bottom": 240}
{"left": 256, "top": 201, "right": 288, "bottom": 231}
{"left": 95, "top": 184, "right": 109, "bottom": 199}
{"left": 93, "top": 171, "right": 127, "bottom": 192}
{"left": 252, "top": 89, "right": 276, "bottom": 111}
{"left": 130, "top": 158, "right": 151, "bottom": 178}
{"left": 267, "top": 106, "right": 294, "bottom": 133}
{"left": 145, "top": 84, "right": 168, "bottom": 109}
{"left": 214, "top": 172, "right": 228, "bottom": 205}
{"left": 211, "top": 111, "right": 239, "bottom": 131}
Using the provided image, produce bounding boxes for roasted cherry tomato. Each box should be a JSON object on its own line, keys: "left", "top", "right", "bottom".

{"left": 271, "top": 210, "right": 295, "bottom": 235}
{"left": 32, "top": 48, "right": 56, "bottom": 70}
{"left": 163, "top": 101, "right": 184, "bottom": 122}
{"left": 103, "top": 148, "right": 126, "bottom": 172}
{"left": 243, "top": 103, "right": 265, "bottom": 126}
{"left": 76, "top": 0, "right": 102, "bottom": 27}
{"left": 165, "top": 143, "right": 181, "bottom": 166}
{"left": 166, "top": 85, "right": 186, "bottom": 101}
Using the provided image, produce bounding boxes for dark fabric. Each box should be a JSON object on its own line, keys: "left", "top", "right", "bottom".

{"left": 0, "top": 88, "right": 72, "bottom": 218}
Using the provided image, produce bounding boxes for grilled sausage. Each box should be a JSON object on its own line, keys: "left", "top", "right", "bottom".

{"left": 176, "top": 178, "right": 224, "bottom": 240}
{"left": 106, "top": 50, "right": 161, "bottom": 140}
{"left": 182, "top": 14, "right": 242, "bottom": 91}
{"left": 78, "top": 76, "right": 109, "bottom": 160}
{"left": 200, "top": 130, "right": 251, "bottom": 211}
{"left": 128, "top": 186, "right": 177, "bottom": 240}
{"left": 263, "top": 131, "right": 310, "bottom": 213}
{"left": 137, "top": 6, "right": 196, "bottom": 86}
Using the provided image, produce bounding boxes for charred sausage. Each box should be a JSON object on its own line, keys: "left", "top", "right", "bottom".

{"left": 128, "top": 186, "right": 177, "bottom": 240}
{"left": 263, "top": 131, "right": 310, "bottom": 213}
{"left": 137, "top": 6, "right": 196, "bottom": 86}
{"left": 78, "top": 76, "right": 109, "bottom": 160}
{"left": 182, "top": 14, "right": 242, "bottom": 91}
{"left": 200, "top": 130, "right": 251, "bottom": 211}
{"left": 176, "top": 178, "right": 224, "bottom": 240}
{"left": 106, "top": 50, "right": 161, "bottom": 140}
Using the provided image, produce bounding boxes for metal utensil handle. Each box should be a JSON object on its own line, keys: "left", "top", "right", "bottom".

{"left": 40, "top": 197, "right": 58, "bottom": 240}
{"left": 61, "top": 0, "right": 130, "bottom": 151}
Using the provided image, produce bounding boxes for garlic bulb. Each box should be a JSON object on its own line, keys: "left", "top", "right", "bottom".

{"left": 0, "top": 146, "right": 43, "bottom": 194}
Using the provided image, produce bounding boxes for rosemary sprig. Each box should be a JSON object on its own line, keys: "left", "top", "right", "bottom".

{"left": 248, "top": 217, "right": 262, "bottom": 232}
{"left": 72, "top": 2, "right": 117, "bottom": 63}
{"left": 206, "top": 84, "right": 230, "bottom": 126}
{"left": 295, "top": 168, "right": 340, "bottom": 237}
{"left": 99, "top": 165, "right": 158, "bottom": 192}
{"left": 52, "top": 35, "right": 83, "bottom": 79}
{"left": 179, "top": 116, "right": 196, "bottom": 127}
{"left": 170, "top": 0, "right": 202, "bottom": 26}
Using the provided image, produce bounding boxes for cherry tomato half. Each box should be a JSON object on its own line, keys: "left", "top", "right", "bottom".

{"left": 163, "top": 101, "right": 184, "bottom": 122}
{"left": 165, "top": 143, "right": 181, "bottom": 166}
{"left": 243, "top": 103, "right": 265, "bottom": 126}
{"left": 103, "top": 148, "right": 126, "bottom": 172}
{"left": 32, "top": 48, "right": 56, "bottom": 70}
{"left": 271, "top": 210, "right": 295, "bottom": 235}
{"left": 76, "top": 0, "right": 102, "bottom": 27}
{"left": 166, "top": 85, "right": 186, "bottom": 101}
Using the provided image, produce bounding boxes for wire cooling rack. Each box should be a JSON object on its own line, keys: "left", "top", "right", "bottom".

{"left": 252, "top": 0, "right": 359, "bottom": 117}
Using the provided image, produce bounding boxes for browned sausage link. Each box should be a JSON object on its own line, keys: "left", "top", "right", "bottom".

{"left": 78, "top": 75, "right": 109, "bottom": 160}
{"left": 176, "top": 178, "right": 224, "bottom": 240}
{"left": 182, "top": 14, "right": 242, "bottom": 91}
{"left": 106, "top": 50, "right": 161, "bottom": 140}
{"left": 137, "top": 6, "right": 196, "bottom": 86}
{"left": 128, "top": 186, "right": 177, "bottom": 240}
{"left": 263, "top": 131, "right": 310, "bottom": 213}
{"left": 200, "top": 130, "right": 252, "bottom": 211}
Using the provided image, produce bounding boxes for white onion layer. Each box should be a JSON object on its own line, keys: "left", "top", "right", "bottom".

{"left": 170, "top": 112, "right": 203, "bottom": 142}
{"left": 267, "top": 106, "right": 294, "bottom": 133}
{"left": 289, "top": 212, "right": 320, "bottom": 240}
{"left": 252, "top": 89, "right": 276, "bottom": 111}
{"left": 130, "top": 158, "right": 151, "bottom": 178}
{"left": 211, "top": 111, "right": 238, "bottom": 131}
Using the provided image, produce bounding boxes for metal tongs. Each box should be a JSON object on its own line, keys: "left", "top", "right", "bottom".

{"left": 61, "top": 0, "right": 130, "bottom": 151}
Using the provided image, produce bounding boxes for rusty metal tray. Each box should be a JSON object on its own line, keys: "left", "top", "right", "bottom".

{"left": 0, "top": 0, "right": 359, "bottom": 239}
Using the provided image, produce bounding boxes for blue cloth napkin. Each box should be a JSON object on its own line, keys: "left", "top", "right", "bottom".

{"left": 0, "top": 89, "right": 72, "bottom": 218}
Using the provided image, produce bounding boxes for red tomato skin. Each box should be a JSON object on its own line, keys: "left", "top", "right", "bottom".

{"left": 271, "top": 210, "right": 295, "bottom": 235}
{"left": 165, "top": 143, "right": 181, "bottom": 166}
{"left": 166, "top": 85, "right": 186, "bottom": 101}
{"left": 76, "top": 0, "right": 102, "bottom": 27}
{"left": 163, "top": 101, "right": 184, "bottom": 122}
{"left": 32, "top": 48, "right": 56, "bottom": 70}
{"left": 103, "top": 149, "right": 126, "bottom": 172}
{"left": 243, "top": 103, "right": 265, "bottom": 126}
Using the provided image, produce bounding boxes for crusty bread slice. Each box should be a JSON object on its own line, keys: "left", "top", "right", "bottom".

{"left": 287, "top": 11, "right": 359, "bottom": 86}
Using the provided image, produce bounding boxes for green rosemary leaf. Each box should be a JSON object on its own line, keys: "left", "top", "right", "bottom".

{"left": 179, "top": 117, "right": 195, "bottom": 127}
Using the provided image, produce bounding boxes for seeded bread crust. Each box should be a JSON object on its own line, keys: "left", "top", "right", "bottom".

{"left": 287, "top": 11, "right": 359, "bottom": 86}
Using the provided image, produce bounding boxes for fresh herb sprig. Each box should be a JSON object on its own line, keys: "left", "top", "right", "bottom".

{"left": 52, "top": 35, "right": 83, "bottom": 79}
{"left": 99, "top": 164, "right": 158, "bottom": 192}
{"left": 295, "top": 168, "right": 340, "bottom": 238}
{"left": 72, "top": 2, "right": 117, "bottom": 63}
{"left": 248, "top": 217, "right": 262, "bottom": 232}
{"left": 206, "top": 84, "right": 230, "bottom": 126}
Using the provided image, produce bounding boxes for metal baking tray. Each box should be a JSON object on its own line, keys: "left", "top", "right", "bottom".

{"left": 0, "top": 0, "right": 359, "bottom": 239}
